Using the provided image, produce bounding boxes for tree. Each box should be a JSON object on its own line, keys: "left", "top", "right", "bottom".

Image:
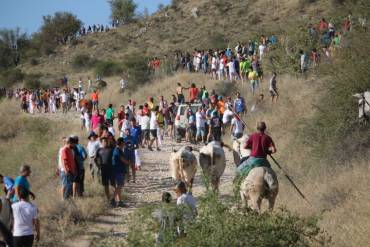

{"left": 0, "top": 28, "right": 30, "bottom": 68}
{"left": 108, "top": 0, "right": 137, "bottom": 24}
{"left": 158, "top": 3, "right": 165, "bottom": 11}
{"left": 39, "top": 12, "right": 82, "bottom": 54}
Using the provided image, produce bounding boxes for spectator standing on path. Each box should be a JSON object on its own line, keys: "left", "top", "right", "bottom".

{"left": 112, "top": 138, "right": 130, "bottom": 207}
{"left": 95, "top": 138, "right": 113, "bottom": 202}
{"left": 72, "top": 136, "right": 87, "bottom": 197}
{"left": 60, "top": 137, "right": 78, "bottom": 199}
{"left": 130, "top": 119, "right": 142, "bottom": 171}
{"left": 149, "top": 106, "right": 160, "bottom": 151}
{"left": 140, "top": 112, "right": 151, "bottom": 148}
{"left": 0, "top": 174, "right": 14, "bottom": 199}
{"left": 269, "top": 72, "right": 279, "bottom": 103}
{"left": 207, "top": 111, "right": 223, "bottom": 143}
{"left": 87, "top": 132, "right": 101, "bottom": 181}
{"left": 195, "top": 106, "right": 206, "bottom": 144}
{"left": 12, "top": 166, "right": 35, "bottom": 203}
{"left": 12, "top": 190, "right": 40, "bottom": 247}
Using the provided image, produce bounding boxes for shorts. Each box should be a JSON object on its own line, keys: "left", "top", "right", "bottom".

{"left": 111, "top": 172, "right": 125, "bottom": 187}
{"left": 150, "top": 129, "right": 158, "bottom": 139}
{"left": 101, "top": 168, "right": 112, "bottom": 186}
{"left": 269, "top": 89, "right": 278, "bottom": 96}
{"left": 60, "top": 171, "right": 69, "bottom": 188}
{"left": 142, "top": 130, "right": 150, "bottom": 140}
{"left": 232, "top": 132, "right": 243, "bottom": 140}
{"left": 196, "top": 127, "right": 205, "bottom": 137}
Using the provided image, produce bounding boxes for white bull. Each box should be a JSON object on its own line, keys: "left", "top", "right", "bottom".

{"left": 169, "top": 146, "right": 197, "bottom": 190}
{"left": 199, "top": 141, "right": 227, "bottom": 191}
{"left": 353, "top": 91, "right": 370, "bottom": 120}
{"left": 233, "top": 135, "right": 279, "bottom": 212}
{"left": 232, "top": 134, "right": 251, "bottom": 166}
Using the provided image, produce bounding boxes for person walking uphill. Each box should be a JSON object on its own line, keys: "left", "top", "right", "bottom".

{"left": 95, "top": 138, "right": 113, "bottom": 203}
{"left": 112, "top": 138, "right": 130, "bottom": 207}
{"left": 237, "top": 122, "right": 276, "bottom": 176}
{"left": 12, "top": 166, "right": 35, "bottom": 203}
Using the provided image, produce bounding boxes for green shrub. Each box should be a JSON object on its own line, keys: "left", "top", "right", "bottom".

{"left": 127, "top": 193, "right": 328, "bottom": 246}
{"left": 122, "top": 52, "right": 150, "bottom": 90}
{"left": 24, "top": 73, "right": 42, "bottom": 89}
{"left": 0, "top": 68, "right": 24, "bottom": 87}
{"left": 29, "top": 58, "right": 39, "bottom": 66}
{"left": 94, "top": 60, "right": 124, "bottom": 77}
{"left": 72, "top": 54, "right": 97, "bottom": 70}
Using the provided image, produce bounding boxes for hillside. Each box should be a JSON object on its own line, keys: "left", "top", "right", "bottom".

{"left": 21, "top": 0, "right": 333, "bottom": 78}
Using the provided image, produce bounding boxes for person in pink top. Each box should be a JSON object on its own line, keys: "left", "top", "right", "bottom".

{"left": 91, "top": 110, "right": 103, "bottom": 130}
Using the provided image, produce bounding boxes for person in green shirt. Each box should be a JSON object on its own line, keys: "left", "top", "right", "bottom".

{"left": 106, "top": 104, "right": 115, "bottom": 126}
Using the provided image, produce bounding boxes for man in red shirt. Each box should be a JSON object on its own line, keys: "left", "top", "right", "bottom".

{"left": 237, "top": 122, "right": 276, "bottom": 175}
{"left": 61, "top": 137, "right": 77, "bottom": 199}
{"left": 189, "top": 83, "right": 199, "bottom": 103}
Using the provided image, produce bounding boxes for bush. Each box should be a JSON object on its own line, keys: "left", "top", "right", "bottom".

{"left": 29, "top": 58, "right": 39, "bottom": 66}
{"left": 0, "top": 68, "right": 24, "bottom": 87}
{"left": 24, "top": 73, "right": 42, "bottom": 89}
{"left": 127, "top": 193, "right": 328, "bottom": 246}
{"left": 122, "top": 52, "right": 150, "bottom": 90}
{"left": 71, "top": 54, "right": 97, "bottom": 70}
{"left": 94, "top": 60, "right": 123, "bottom": 77}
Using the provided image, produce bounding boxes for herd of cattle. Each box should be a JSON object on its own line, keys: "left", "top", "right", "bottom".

{"left": 169, "top": 137, "right": 279, "bottom": 212}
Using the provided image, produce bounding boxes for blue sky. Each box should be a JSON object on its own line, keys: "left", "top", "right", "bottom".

{"left": 0, "top": 0, "right": 171, "bottom": 34}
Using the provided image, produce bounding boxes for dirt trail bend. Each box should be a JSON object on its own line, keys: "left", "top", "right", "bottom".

{"left": 66, "top": 139, "right": 236, "bottom": 247}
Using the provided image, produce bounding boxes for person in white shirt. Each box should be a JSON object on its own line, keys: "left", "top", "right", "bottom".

{"left": 218, "top": 58, "right": 225, "bottom": 80}
{"left": 149, "top": 107, "right": 160, "bottom": 151}
{"left": 175, "top": 181, "right": 197, "bottom": 223}
{"left": 12, "top": 190, "right": 40, "bottom": 246}
{"left": 84, "top": 111, "right": 91, "bottom": 132}
{"left": 140, "top": 113, "right": 150, "bottom": 147}
{"left": 57, "top": 137, "right": 67, "bottom": 200}
{"left": 195, "top": 107, "right": 206, "bottom": 143}
{"left": 60, "top": 90, "right": 68, "bottom": 114}
{"left": 230, "top": 114, "right": 245, "bottom": 140}
{"left": 258, "top": 44, "right": 266, "bottom": 60}
{"left": 119, "top": 77, "right": 126, "bottom": 94}
{"left": 87, "top": 77, "right": 92, "bottom": 91}
{"left": 222, "top": 107, "right": 234, "bottom": 125}
{"left": 86, "top": 132, "right": 101, "bottom": 180}
{"left": 227, "top": 58, "right": 237, "bottom": 81}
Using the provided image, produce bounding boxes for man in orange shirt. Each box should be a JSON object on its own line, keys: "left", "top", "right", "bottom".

{"left": 91, "top": 90, "right": 99, "bottom": 110}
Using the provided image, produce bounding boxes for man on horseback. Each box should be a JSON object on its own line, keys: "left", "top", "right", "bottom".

{"left": 236, "top": 122, "right": 276, "bottom": 175}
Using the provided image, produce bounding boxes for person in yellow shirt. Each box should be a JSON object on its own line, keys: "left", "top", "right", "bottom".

{"left": 248, "top": 69, "right": 259, "bottom": 95}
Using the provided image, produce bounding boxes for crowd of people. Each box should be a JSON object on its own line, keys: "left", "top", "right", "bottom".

{"left": 0, "top": 167, "right": 40, "bottom": 247}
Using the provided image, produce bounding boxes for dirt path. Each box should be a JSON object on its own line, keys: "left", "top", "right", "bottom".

{"left": 65, "top": 138, "right": 236, "bottom": 247}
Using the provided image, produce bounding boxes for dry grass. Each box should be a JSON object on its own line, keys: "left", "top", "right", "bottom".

{"left": 0, "top": 101, "right": 107, "bottom": 246}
